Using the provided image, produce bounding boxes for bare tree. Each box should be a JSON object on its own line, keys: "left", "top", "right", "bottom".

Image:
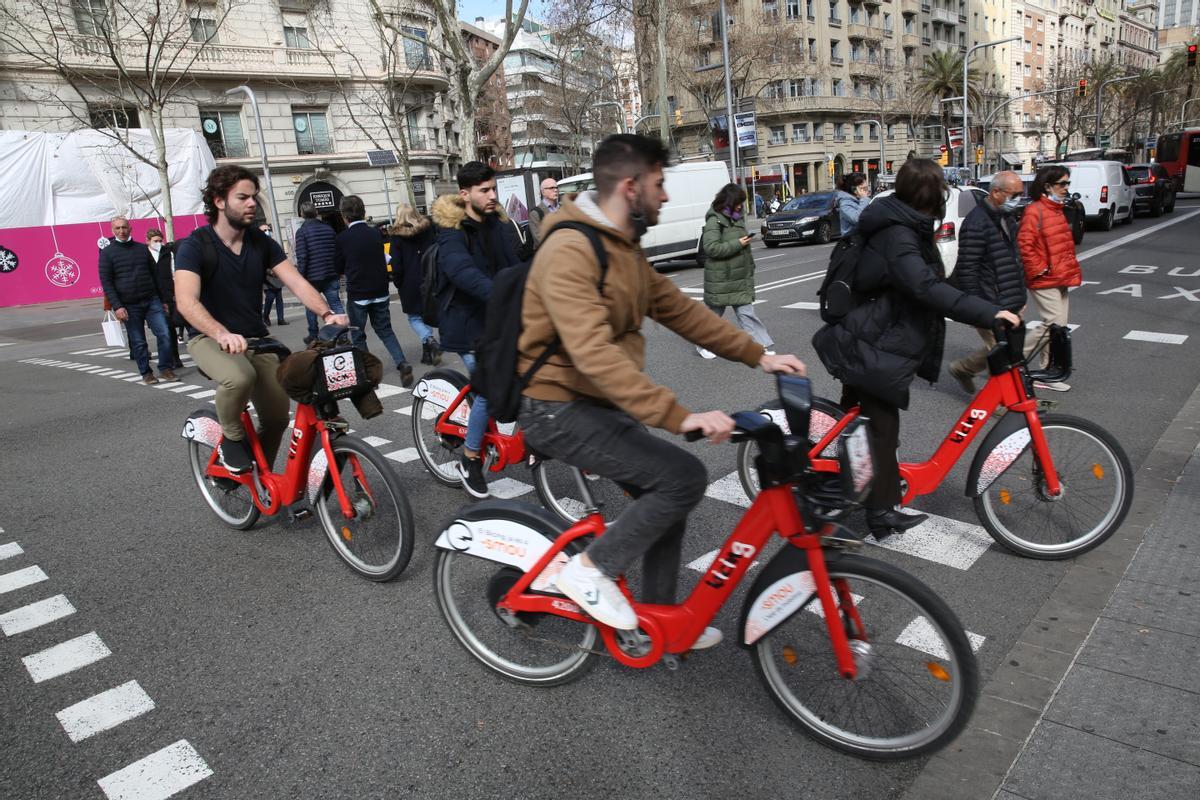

{"left": 0, "top": 0, "right": 238, "bottom": 239}
{"left": 370, "top": 0, "right": 531, "bottom": 162}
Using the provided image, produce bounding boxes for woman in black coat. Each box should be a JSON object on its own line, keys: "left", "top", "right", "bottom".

{"left": 813, "top": 159, "right": 1020, "bottom": 539}
{"left": 388, "top": 204, "right": 441, "bottom": 365}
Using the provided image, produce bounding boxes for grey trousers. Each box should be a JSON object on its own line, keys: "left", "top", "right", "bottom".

{"left": 702, "top": 304, "right": 773, "bottom": 348}
{"left": 518, "top": 397, "right": 708, "bottom": 604}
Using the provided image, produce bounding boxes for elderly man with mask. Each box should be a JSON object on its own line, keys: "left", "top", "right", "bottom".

{"left": 947, "top": 170, "right": 1027, "bottom": 393}
{"left": 526, "top": 177, "right": 560, "bottom": 246}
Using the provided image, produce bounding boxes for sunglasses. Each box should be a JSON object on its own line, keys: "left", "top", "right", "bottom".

{"left": 1053, "top": 180, "right": 1071, "bottom": 187}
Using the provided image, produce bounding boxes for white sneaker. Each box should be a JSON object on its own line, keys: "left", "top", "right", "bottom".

{"left": 697, "top": 348, "right": 717, "bottom": 360}
{"left": 1034, "top": 380, "right": 1071, "bottom": 392}
{"left": 692, "top": 627, "right": 723, "bottom": 650}
{"left": 555, "top": 555, "right": 638, "bottom": 630}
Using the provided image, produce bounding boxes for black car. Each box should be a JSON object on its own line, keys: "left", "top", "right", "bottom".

{"left": 1125, "top": 163, "right": 1177, "bottom": 217}
{"left": 762, "top": 192, "right": 840, "bottom": 247}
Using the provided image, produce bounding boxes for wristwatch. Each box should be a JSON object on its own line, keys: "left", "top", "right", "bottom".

{"left": 321, "top": 310, "right": 335, "bottom": 322}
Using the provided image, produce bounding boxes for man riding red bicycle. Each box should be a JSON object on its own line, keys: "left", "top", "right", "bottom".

{"left": 516, "top": 134, "right": 805, "bottom": 643}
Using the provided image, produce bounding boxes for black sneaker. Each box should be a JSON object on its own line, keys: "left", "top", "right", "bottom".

{"left": 397, "top": 361, "right": 414, "bottom": 388}
{"left": 427, "top": 339, "right": 442, "bottom": 367}
{"left": 456, "top": 455, "right": 490, "bottom": 499}
{"left": 218, "top": 438, "right": 254, "bottom": 474}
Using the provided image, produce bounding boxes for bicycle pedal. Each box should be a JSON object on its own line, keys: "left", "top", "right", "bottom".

{"left": 662, "top": 654, "right": 682, "bottom": 671}
{"left": 1037, "top": 399, "right": 1059, "bottom": 411}
{"left": 286, "top": 505, "right": 313, "bottom": 525}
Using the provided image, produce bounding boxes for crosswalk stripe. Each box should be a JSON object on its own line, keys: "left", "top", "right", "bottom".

{"left": 0, "top": 541, "right": 23, "bottom": 560}
{"left": 97, "top": 739, "right": 212, "bottom": 800}
{"left": 22, "top": 631, "right": 111, "bottom": 683}
{"left": 189, "top": 389, "right": 216, "bottom": 399}
{"left": 360, "top": 436, "right": 391, "bottom": 448}
{"left": 374, "top": 383, "right": 409, "bottom": 400}
{"left": 0, "top": 594, "right": 76, "bottom": 636}
{"left": 488, "top": 478, "right": 535, "bottom": 499}
{"left": 872, "top": 514, "right": 992, "bottom": 571}
{"left": 0, "top": 565, "right": 48, "bottom": 594}
{"left": 783, "top": 301, "right": 820, "bottom": 310}
{"left": 1124, "top": 330, "right": 1187, "bottom": 345}
{"left": 896, "top": 616, "right": 986, "bottom": 658}
{"left": 169, "top": 384, "right": 202, "bottom": 393}
{"left": 384, "top": 448, "right": 419, "bottom": 463}
{"left": 704, "top": 471, "right": 751, "bottom": 508}
{"left": 394, "top": 404, "right": 413, "bottom": 415}
{"left": 152, "top": 381, "right": 184, "bottom": 389}
{"left": 70, "top": 348, "right": 112, "bottom": 355}
{"left": 56, "top": 680, "right": 156, "bottom": 742}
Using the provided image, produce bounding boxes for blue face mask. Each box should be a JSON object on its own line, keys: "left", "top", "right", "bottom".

{"left": 1046, "top": 192, "right": 1066, "bottom": 205}
{"left": 1002, "top": 197, "right": 1022, "bottom": 212}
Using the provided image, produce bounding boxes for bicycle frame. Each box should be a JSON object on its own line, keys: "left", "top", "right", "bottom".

{"left": 202, "top": 402, "right": 362, "bottom": 518}
{"left": 495, "top": 484, "right": 865, "bottom": 678}
{"left": 808, "top": 362, "right": 1063, "bottom": 503}
{"left": 432, "top": 382, "right": 526, "bottom": 473}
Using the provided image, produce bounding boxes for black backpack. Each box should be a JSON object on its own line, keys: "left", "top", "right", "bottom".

{"left": 816, "top": 230, "right": 867, "bottom": 324}
{"left": 418, "top": 235, "right": 460, "bottom": 328}
{"left": 471, "top": 221, "right": 609, "bottom": 423}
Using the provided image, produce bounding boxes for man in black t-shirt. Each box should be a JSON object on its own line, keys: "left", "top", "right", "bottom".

{"left": 175, "top": 166, "right": 349, "bottom": 474}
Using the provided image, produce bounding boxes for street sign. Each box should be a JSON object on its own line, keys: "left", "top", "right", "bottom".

{"left": 939, "top": 144, "right": 948, "bottom": 153}
{"left": 947, "top": 127, "right": 964, "bottom": 149}
{"left": 310, "top": 190, "right": 335, "bottom": 210}
{"left": 366, "top": 149, "right": 399, "bottom": 167}
{"left": 1145, "top": 136, "right": 1158, "bottom": 150}
{"left": 734, "top": 112, "right": 758, "bottom": 149}
{"left": 1098, "top": 134, "right": 1112, "bottom": 149}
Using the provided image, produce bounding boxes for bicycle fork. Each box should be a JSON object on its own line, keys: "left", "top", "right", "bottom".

{"left": 804, "top": 543, "right": 862, "bottom": 681}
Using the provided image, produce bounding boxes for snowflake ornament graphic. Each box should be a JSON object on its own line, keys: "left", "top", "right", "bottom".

{"left": 45, "top": 252, "right": 81, "bottom": 287}
{"left": 0, "top": 245, "right": 17, "bottom": 273}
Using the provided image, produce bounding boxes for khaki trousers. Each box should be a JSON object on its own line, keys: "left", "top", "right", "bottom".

{"left": 1026, "top": 287, "right": 1069, "bottom": 367}
{"left": 950, "top": 327, "right": 998, "bottom": 378}
{"left": 188, "top": 334, "right": 291, "bottom": 465}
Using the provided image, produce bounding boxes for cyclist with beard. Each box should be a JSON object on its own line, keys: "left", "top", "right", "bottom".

{"left": 174, "top": 165, "right": 349, "bottom": 474}
{"left": 516, "top": 134, "right": 806, "bottom": 639}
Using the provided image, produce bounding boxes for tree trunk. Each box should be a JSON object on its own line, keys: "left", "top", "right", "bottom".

{"left": 458, "top": 69, "right": 478, "bottom": 163}
{"left": 149, "top": 109, "right": 175, "bottom": 241}
{"left": 656, "top": 0, "right": 669, "bottom": 144}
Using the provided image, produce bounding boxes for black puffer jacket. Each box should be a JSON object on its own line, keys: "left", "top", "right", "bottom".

{"left": 954, "top": 201, "right": 1026, "bottom": 312}
{"left": 813, "top": 195, "right": 999, "bottom": 408}
{"left": 98, "top": 239, "right": 159, "bottom": 308}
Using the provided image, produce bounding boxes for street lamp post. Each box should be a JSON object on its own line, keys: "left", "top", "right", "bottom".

{"left": 591, "top": 101, "right": 626, "bottom": 134}
{"left": 1182, "top": 98, "right": 1199, "bottom": 127}
{"left": 964, "top": 36, "right": 1021, "bottom": 177}
{"left": 1095, "top": 75, "right": 1139, "bottom": 146}
{"left": 719, "top": 0, "right": 737, "bottom": 183}
{"left": 980, "top": 85, "right": 1075, "bottom": 169}
{"left": 632, "top": 113, "right": 660, "bottom": 133}
{"left": 225, "top": 85, "right": 282, "bottom": 240}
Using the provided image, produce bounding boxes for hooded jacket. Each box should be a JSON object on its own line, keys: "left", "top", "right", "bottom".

{"left": 1017, "top": 197, "right": 1082, "bottom": 290}
{"left": 519, "top": 192, "right": 764, "bottom": 433}
{"left": 812, "top": 194, "right": 998, "bottom": 409}
{"left": 431, "top": 193, "right": 522, "bottom": 353}
{"left": 388, "top": 216, "right": 435, "bottom": 314}
{"left": 955, "top": 199, "right": 1027, "bottom": 312}
{"left": 700, "top": 207, "right": 756, "bottom": 307}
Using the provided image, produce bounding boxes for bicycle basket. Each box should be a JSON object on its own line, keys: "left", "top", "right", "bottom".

{"left": 1025, "top": 324, "right": 1072, "bottom": 384}
{"left": 837, "top": 416, "right": 875, "bottom": 505}
{"left": 312, "top": 345, "right": 372, "bottom": 402}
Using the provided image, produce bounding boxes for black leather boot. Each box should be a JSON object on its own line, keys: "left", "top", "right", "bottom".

{"left": 420, "top": 341, "right": 432, "bottom": 365}
{"left": 427, "top": 338, "right": 442, "bottom": 367}
{"left": 866, "top": 508, "right": 928, "bottom": 540}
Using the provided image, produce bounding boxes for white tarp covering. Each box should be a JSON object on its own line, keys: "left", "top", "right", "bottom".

{"left": 0, "top": 128, "right": 216, "bottom": 229}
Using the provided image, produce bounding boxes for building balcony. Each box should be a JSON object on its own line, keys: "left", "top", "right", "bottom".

{"left": 848, "top": 23, "right": 883, "bottom": 40}
{"left": 900, "top": 0, "right": 920, "bottom": 13}
{"left": 902, "top": 33, "right": 920, "bottom": 48}
{"left": 849, "top": 58, "right": 880, "bottom": 76}
{"left": 932, "top": 39, "right": 958, "bottom": 53}
{"left": 921, "top": 36, "right": 932, "bottom": 45}
{"left": 830, "top": 56, "right": 845, "bottom": 65}
{"left": 58, "top": 34, "right": 448, "bottom": 87}
{"left": 756, "top": 95, "right": 879, "bottom": 116}
{"left": 931, "top": 8, "right": 956, "bottom": 25}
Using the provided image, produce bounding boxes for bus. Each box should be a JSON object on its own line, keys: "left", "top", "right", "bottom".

{"left": 1155, "top": 128, "right": 1200, "bottom": 193}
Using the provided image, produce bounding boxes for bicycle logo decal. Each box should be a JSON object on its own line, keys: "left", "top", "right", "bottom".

{"left": 322, "top": 353, "right": 358, "bottom": 391}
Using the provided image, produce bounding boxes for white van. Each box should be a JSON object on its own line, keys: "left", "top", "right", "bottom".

{"left": 1053, "top": 160, "right": 1134, "bottom": 231}
{"left": 557, "top": 160, "right": 731, "bottom": 265}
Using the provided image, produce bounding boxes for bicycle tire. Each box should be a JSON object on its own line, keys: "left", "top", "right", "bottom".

{"left": 433, "top": 504, "right": 597, "bottom": 686}
{"left": 530, "top": 459, "right": 633, "bottom": 526}
{"left": 315, "top": 436, "right": 414, "bottom": 581}
{"left": 752, "top": 553, "right": 978, "bottom": 760}
{"left": 973, "top": 413, "right": 1133, "bottom": 560}
{"left": 410, "top": 368, "right": 471, "bottom": 487}
{"left": 187, "top": 439, "right": 260, "bottom": 530}
{"left": 737, "top": 396, "right": 846, "bottom": 500}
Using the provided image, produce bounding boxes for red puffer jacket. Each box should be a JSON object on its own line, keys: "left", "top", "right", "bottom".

{"left": 1017, "top": 197, "right": 1081, "bottom": 290}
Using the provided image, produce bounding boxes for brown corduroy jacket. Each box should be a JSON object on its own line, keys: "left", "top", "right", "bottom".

{"left": 518, "top": 193, "right": 764, "bottom": 433}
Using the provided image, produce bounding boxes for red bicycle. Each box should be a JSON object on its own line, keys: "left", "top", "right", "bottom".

{"left": 410, "top": 368, "right": 632, "bottom": 523}
{"left": 738, "top": 324, "right": 1133, "bottom": 559}
{"left": 183, "top": 335, "right": 414, "bottom": 581}
{"left": 432, "top": 375, "right": 979, "bottom": 760}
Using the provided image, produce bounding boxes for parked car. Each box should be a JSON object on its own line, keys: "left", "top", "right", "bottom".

{"left": 1049, "top": 160, "right": 1134, "bottom": 231}
{"left": 978, "top": 171, "right": 1085, "bottom": 245}
{"left": 873, "top": 185, "right": 985, "bottom": 277}
{"left": 557, "top": 160, "right": 730, "bottom": 266}
{"left": 761, "top": 191, "right": 842, "bottom": 247}
{"left": 1124, "top": 163, "right": 1178, "bottom": 217}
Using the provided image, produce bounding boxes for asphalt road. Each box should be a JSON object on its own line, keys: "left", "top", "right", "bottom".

{"left": 2, "top": 200, "right": 1198, "bottom": 799}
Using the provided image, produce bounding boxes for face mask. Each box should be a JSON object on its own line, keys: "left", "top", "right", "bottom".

{"left": 1046, "top": 192, "right": 1066, "bottom": 205}
{"left": 729, "top": 209, "right": 743, "bottom": 221}
{"left": 1001, "top": 197, "right": 1021, "bottom": 212}
{"left": 149, "top": 242, "right": 162, "bottom": 252}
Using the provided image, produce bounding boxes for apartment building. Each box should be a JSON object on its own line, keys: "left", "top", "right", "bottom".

{"left": 1159, "top": 0, "right": 1200, "bottom": 26}
{"left": 0, "top": 1, "right": 459, "bottom": 232}
{"left": 461, "top": 20, "right": 515, "bottom": 170}
{"left": 1119, "top": 1, "right": 1159, "bottom": 70}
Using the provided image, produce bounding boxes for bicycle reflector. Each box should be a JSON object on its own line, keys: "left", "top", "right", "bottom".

{"left": 927, "top": 662, "right": 951, "bottom": 682}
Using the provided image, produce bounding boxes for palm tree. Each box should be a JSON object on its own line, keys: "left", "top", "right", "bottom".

{"left": 916, "top": 50, "right": 981, "bottom": 152}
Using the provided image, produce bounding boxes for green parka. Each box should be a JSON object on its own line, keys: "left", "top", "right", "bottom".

{"left": 701, "top": 208, "right": 756, "bottom": 307}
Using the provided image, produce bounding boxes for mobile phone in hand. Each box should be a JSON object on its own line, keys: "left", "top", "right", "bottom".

{"left": 745, "top": 231, "right": 756, "bottom": 238}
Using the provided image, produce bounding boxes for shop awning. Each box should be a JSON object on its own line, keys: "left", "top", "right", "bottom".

{"left": 1000, "top": 153, "right": 1023, "bottom": 166}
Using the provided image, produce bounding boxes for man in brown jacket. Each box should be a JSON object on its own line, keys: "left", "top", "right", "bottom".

{"left": 517, "top": 134, "right": 805, "bottom": 642}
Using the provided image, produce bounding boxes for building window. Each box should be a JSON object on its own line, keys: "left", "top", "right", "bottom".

{"left": 829, "top": 1, "right": 840, "bottom": 24}
{"left": 806, "top": 0, "right": 815, "bottom": 18}
{"left": 830, "top": 39, "right": 840, "bottom": 59}
{"left": 785, "top": 0, "right": 800, "bottom": 18}
{"left": 765, "top": 0, "right": 780, "bottom": 17}
{"left": 808, "top": 38, "right": 818, "bottom": 60}
{"left": 849, "top": 4, "right": 860, "bottom": 23}
{"left": 199, "top": 109, "right": 247, "bottom": 158}
{"left": 810, "top": 78, "right": 821, "bottom": 95}
{"left": 769, "top": 125, "right": 786, "bottom": 144}
{"left": 88, "top": 104, "right": 139, "bottom": 128}
{"left": 1037, "top": 18, "right": 1043, "bottom": 31}
{"left": 792, "top": 122, "right": 808, "bottom": 142}
{"left": 1025, "top": 14, "right": 1031, "bottom": 27}
{"left": 190, "top": 16, "right": 219, "bottom": 43}
{"left": 1023, "top": 64, "right": 1031, "bottom": 76}
{"left": 1036, "top": 42, "right": 1043, "bottom": 54}
{"left": 284, "top": 25, "right": 310, "bottom": 49}
{"left": 1023, "top": 39, "right": 1031, "bottom": 52}
{"left": 833, "top": 122, "right": 845, "bottom": 140}
{"left": 292, "top": 110, "right": 332, "bottom": 155}
{"left": 73, "top": 0, "right": 108, "bottom": 36}
{"left": 402, "top": 26, "right": 431, "bottom": 69}
{"left": 886, "top": 122, "right": 895, "bottom": 138}
{"left": 884, "top": 12, "right": 892, "bottom": 31}
{"left": 833, "top": 78, "right": 845, "bottom": 96}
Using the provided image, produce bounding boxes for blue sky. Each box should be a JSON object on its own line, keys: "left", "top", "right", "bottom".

{"left": 457, "top": 0, "right": 548, "bottom": 26}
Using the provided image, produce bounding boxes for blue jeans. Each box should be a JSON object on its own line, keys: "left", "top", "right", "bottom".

{"left": 348, "top": 299, "right": 407, "bottom": 367}
{"left": 460, "top": 352, "right": 489, "bottom": 453}
{"left": 262, "top": 286, "right": 286, "bottom": 322}
{"left": 305, "top": 277, "right": 344, "bottom": 339}
{"left": 124, "top": 297, "right": 173, "bottom": 377}
{"left": 407, "top": 313, "right": 435, "bottom": 343}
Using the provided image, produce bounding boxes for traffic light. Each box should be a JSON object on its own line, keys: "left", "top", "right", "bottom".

{"left": 751, "top": 167, "right": 760, "bottom": 180}
{"left": 938, "top": 150, "right": 949, "bottom": 166}
{"left": 674, "top": 108, "right": 683, "bottom": 125}
{"left": 1077, "top": 79, "right": 1088, "bottom": 98}
{"left": 1188, "top": 44, "right": 1198, "bottom": 68}
{"left": 827, "top": 160, "right": 835, "bottom": 178}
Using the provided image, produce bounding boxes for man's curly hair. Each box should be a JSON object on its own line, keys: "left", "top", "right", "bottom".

{"left": 202, "top": 165, "right": 259, "bottom": 223}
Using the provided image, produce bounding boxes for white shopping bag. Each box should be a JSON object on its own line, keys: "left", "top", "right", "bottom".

{"left": 102, "top": 310, "right": 127, "bottom": 348}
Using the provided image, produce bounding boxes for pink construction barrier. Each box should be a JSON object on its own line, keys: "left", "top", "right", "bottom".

{"left": 0, "top": 215, "right": 207, "bottom": 308}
